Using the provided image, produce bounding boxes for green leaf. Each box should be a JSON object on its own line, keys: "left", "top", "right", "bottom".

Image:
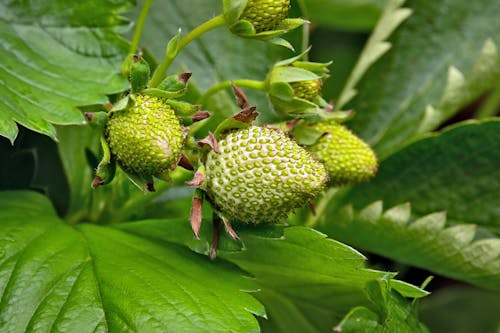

{"left": 300, "top": 0, "right": 388, "bottom": 31}
{"left": 420, "top": 286, "right": 500, "bottom": 333}
{"left": 336, "top": 0, "right": 412, "bottom": 111}
{"left": 221, "top": 226, "right": 428, "bottom": 332}
{"left": 342, "top": 0, "right": 500, "bottom": 157}
{"left": 335, "top": 279, "right": 429, "bottom": 332}
{"left": 0, "top": 0, "right": 132, "bottom": 143}
{"left": 118, "top": 220, "right": 428, "bottom": 332}
{"left": 0, "top": 191, "right": 264, "bottom": 332}
{"left": 338, "top": 120, "right": 500, "bottom": 230}
{"left": 317, "top": 200, "right": 500, "bottom": 290}
{"left": 255, "top": 289, "right": 320, "bottom": 333}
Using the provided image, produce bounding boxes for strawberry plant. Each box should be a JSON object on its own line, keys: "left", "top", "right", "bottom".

{"left": 1, "top": 0, "right": 499, "bottom": 332}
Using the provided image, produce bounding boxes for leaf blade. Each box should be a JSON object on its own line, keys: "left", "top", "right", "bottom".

{"left": 343, "top": 0, "right": 500, "bottom": 157}
{"left": 0, "top": 0, "right": 132, "bottom": 142}
{"left": 0, "top": 191, "right": 264, "bottom": 333}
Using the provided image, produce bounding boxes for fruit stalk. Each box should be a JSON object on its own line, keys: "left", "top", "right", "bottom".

{"left": 198, "top": 79, "right": 266, "bottom": 104}
{"left": 149, "top": 14, "right": 226, "bottom": 87}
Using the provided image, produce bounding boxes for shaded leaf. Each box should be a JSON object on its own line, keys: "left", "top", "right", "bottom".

{"left": 342, "top": 0, "right": 500, "bottom": 157}
{"left": 317, "top": 200, "right": 500, "bottom": 290}
{"left": 420, "top": 286, "right": 500, "bottom": 333}
{"left": 300, "top": 0, "right": 388, "bottom": 31}
{"left": 338, "top": 120, "right": 500, "bottom": 230}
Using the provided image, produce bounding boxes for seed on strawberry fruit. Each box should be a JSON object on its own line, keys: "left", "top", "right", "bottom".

{"left": 105, "top": 94, "right": 184, "bottom": 177}
{"left": 204, "top": 126, "right": 327, "bottom": 223}
{"left": 290, "top": 79, "right": 322, "bottom": 101}
{"left": 306, "top": 121, "right": 378, "bottom": 186}
{"left": 240, "top": 0, "right": 291, "bottom": 33}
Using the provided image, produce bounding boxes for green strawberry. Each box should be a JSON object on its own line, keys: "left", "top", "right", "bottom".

{"left": 204, "top": 126, "right": 327, "bottom": 223}
{"left": 306, "top": 121, "right": 378, "bottom": 186}
{"left": 290, "top": 79, "right": 323, "bottom": 101}
{"left": 240, "top": 0, "right": 291, "bottom": 33}
{"left": 105, "top": 94, "right": 184, "bottom": 177}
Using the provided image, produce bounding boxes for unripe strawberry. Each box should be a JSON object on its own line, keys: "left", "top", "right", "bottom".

{"left": 290, "top": 79, "right": 322, "bottom": 101}
{"left": 306, "top": 121, "right": 378, "bottom": 186}
{"left": 240, "top": 0, "right": 291, "bottom": 33}
{"left": 105, "top": 94, "right": 184, "bottom": 177}
{"left": 205, "top": 126, "right": 327, "bottom": 223}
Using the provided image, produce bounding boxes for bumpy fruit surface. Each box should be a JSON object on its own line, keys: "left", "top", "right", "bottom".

{"left": 290, "top": 79, "right": 322, "bottom": 101}
{"left": 307, "top": 121, "right": 378, "bottom": 186}
{"left": 106, "top": 94, "right": 184, "bottom": 176}
{"left": 240, "top": 0, "right": 291, "bottom": 33}
{"left": 205, "top": 126, "right": 327, "bottom": 223}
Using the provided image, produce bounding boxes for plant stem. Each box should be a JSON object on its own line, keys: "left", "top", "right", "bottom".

{"left": 129, "top": 0, "right": 154, "bottom": 55}
{"left": 121, "top": 0, "right": 154, "bottom": 74}
{"left": 149, "top": 14, "right": 226, "bottom": 88}
{"left": 199, "top": 79, "right": 267, "bottom": 104}
{"left": 301, "top": 20, "right": 310, "bottom": 61}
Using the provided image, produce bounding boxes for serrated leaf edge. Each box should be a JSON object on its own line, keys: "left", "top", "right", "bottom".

{"left": 336, "top": 0, "right": 412, "bottom": 110}
{"left": 329, "top": 200, "right": 500, "bottom": 290}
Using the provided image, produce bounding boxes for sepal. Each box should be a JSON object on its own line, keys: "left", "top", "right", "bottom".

{"left": 266, "top": 51, "right": 332, "bottom": 117}
{"left": 223, "top": 0, "right": 303, "bottom": 45}
{"left": 92, "top": 136, "right": 116, "bottom": 188}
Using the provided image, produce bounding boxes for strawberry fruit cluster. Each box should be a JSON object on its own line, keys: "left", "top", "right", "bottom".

{"left": 85, "top": 0, "right": 378, "bottom": 256}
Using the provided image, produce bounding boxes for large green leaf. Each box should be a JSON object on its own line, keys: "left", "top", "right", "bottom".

{"left": 316, "top": 199, "right": 500, "bottom": 290}
{"left": 118, "top": 219, "right": 428, "bottom": 332}
{"left": 0, "top": 0, "right": 132, "bottom": 143}
{"left": 0, "top": 191, "right": 264, "bottom": 332}
{"left": 339, "top": 0, "right": 500, "bottom": 157}
{"left": 338, "top": 120, "right": 500, "bottom": 230}
{"left": 299, "top": 0, "right": 387, "bottom": 31}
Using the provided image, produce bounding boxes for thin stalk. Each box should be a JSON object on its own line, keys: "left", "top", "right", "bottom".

{"left": 129, "top": 0, "right": 154, "bottom": 55}
{"left": 121, "top": 0, "right": 154, "bottom": 73}
{"left": 199, "top": 79, "right": 267, "bottom": 104}
{"left": 301, "top": 20, "right": 310, "bottom": 61}
{"left": 150, "top": 14, "right": 226, "bottom": 87}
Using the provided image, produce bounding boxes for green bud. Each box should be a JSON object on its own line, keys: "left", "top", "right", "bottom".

{"left": 290, "top": 79, "right": 322, "bottom": 101}
{"left": 267, "top": 51, "right": 331, "bottom": 117}
{"left": 129, "top": 54, "right": 151, "bottom": 93}
{"left": 223, "top": 0, "right": 304, "bottom": 47}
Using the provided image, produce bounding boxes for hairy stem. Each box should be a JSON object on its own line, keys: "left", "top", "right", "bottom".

{"left": 199, "top": 79, "right": 267, "bottom": 104}
{"left": 129, "top": 0, "right": 154, "bottom": 55}
{"left": 150, "top": 14, "right": 226, "bottom": 87}
{"left": 121, "top": 0, "right": 154, "bottom": 74}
